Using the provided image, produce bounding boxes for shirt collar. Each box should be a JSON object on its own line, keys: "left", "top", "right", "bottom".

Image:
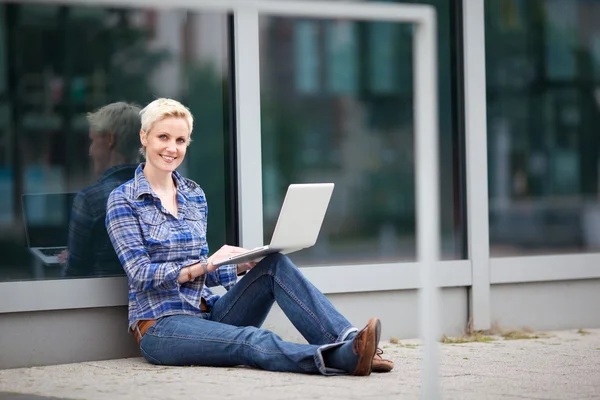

{"left": 132, "top": 163, "right": 194, "bottom": 199}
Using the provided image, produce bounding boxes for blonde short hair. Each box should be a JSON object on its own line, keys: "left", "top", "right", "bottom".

{"left": 139, "top": 98, "right": 194, "bottom": 157}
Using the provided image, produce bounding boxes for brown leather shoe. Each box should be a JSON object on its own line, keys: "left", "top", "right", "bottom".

{"left": 351, "top": 317, "right": 381, "bottom": 376}
{"left": 372, "top": 348, "right": 394, "bottom": 373}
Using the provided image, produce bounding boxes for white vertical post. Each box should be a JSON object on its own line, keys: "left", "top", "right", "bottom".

{"left": 233, "top": 9, "right": 265, "bottom": 249}
{"left": 414, "top": 7, "right": 440, "bottom": 400}
{"left": 463, "top": 0, "right": 491, "bottom": 331}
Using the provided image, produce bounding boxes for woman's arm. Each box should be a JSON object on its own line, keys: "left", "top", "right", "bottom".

{"left": 178, "top": 261, "right": 216, "bottom": 284}
{"left": 202, "top": 246, "right": 254, "bottom": 289}
{"left": 105, "top": 189, "right": 208, "bottom": 291}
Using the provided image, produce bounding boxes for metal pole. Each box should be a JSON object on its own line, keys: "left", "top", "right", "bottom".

{"left": 414, "top": 7, "right": 441, "bottom": 400}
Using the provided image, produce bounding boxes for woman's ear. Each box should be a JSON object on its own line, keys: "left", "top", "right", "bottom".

{"left": 139, "top": 129, "right": 148, "bottom": 146}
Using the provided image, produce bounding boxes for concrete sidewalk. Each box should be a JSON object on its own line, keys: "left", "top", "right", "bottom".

{"left": 1, "top": 329, "right": 599, "bottom": 400}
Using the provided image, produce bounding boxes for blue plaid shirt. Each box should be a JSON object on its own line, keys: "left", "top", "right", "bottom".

{"left": 105, "top": 164, "right": 237, "bottom": 330}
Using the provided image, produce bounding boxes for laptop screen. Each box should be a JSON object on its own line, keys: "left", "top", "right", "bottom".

{"left": 22, "top": 193, "right": 75, "bottom": 248}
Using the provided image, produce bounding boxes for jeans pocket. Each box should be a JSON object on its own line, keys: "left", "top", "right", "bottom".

{"left": 140, "top": 326, "right": 164, "bottom": 365}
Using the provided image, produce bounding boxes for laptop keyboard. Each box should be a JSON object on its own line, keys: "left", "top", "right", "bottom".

{"left": 39, "top": 248, "right": 65, "bottom": 256}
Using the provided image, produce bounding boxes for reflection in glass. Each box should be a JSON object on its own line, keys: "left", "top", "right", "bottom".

{"left": 259, "top": 1, "right": 463, "bottom": 266}
{"left": 60, "top": 103, "right": 140, "bottom": 278}
{"left": 486, "top": 0, "right": 600, "bottom": 256}
{"left": 0, "top": 4, "right": 231, "bottom": 281}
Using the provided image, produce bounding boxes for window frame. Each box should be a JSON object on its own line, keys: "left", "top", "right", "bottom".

{"left": 1, "top": 0, "right": 456, "bottom": 321}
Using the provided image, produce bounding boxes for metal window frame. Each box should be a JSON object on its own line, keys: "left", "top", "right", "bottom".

{"left": 0, "top": 260, "right": 471, "bottom": 314}
{"left": 462, "top": 0, "right": 491, "bottom": 330}
{"left": 491, "top": 254, "right": 600, "bottom": 284}
{"left": 1, "top": 0, "right": 454, "bottom": 309}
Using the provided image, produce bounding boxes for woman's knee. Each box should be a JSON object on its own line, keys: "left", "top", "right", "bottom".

{"left": 264, "top": 253, "right": 297, "bottom": 271}
{"left": 249, "top": 253, "right": 298, "bottom": 279}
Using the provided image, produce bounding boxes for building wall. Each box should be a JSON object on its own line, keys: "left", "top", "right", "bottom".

{"left": 0, "top": 288, "right": 467, "bottom": 370}
{"left": 0, "top": 306, "right": 138, "bottom": 370}
{"left": 3, "top": 279, "right": 600, "bottom": 370}
{"left": 490, "top": 279, "right": 600, "bottom": 331}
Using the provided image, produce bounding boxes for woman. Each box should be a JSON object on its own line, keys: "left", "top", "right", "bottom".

{"left": 105, "top": 98, "right": 393, "bottom": 376}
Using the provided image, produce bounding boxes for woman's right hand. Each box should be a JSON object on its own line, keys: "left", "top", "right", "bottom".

{"left": 206, "top": 245, "right": 249, "bottom": 272}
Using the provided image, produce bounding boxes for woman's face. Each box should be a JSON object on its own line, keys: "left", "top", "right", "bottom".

{"left": 141, "top": 117, "right": 190, "bottom": 174}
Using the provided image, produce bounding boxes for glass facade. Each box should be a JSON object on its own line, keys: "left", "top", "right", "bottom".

{"left": 0, "top": 3, "right": 232, "bottom": 281}
{"left": 5, "top": 0, "right": 594, "bottom": 282}
{"left": 486, "top": 0, "right": 600, "bottom": 256}
{"left": 258, "top": 0, "right": 465, "bottom": 266}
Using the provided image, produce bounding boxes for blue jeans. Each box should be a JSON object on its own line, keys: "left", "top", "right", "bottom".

{"left": 139, "top": 253, "right": 358, "bottom": 375}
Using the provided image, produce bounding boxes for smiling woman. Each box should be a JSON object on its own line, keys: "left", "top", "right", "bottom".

{"left": 139, "top": 98, "right": 193, "bottom": 159}
{"left": 138, "top": 99, "right": 195, "bottom": 216}
{"left": 103, "top": 97, "right": 393, "bottom": 376}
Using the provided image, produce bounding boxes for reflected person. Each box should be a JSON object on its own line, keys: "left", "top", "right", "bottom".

{"left": 61, "top": 102, "right": 141, "bottom": 278}
{"left": 105, "top": 98, "right": 394, "bottom": 375}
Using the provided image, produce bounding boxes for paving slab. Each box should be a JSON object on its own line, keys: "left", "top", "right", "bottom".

{"left": 0, "top": 329, "right": 599, "bottom": 400}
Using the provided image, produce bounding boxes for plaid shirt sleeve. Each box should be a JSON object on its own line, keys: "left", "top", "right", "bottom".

{"left": 106, "top": 190, "right": 197, "bottom": 292}
{"left": 205, "top": 264, "right": 237, "bottom": 290}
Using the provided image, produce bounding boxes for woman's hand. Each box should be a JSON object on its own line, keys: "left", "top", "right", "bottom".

{"left": 236, "top": 261, "right": 258, "bottom": 275}
{"left": 207, "top": 245, "right": 250, "bottom": 272}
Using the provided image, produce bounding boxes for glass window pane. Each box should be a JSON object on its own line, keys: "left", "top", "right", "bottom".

{"left": 0, "top": 3, "right": 232, "bottom": 281}
{"left": 486, "top": 0, "right": 600, "bottom": 256}
{"left": 259, "top": 0, "right": 463, "bottom": 266}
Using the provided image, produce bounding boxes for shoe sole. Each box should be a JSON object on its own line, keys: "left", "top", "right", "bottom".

{"left": 372, "top": 358, "right": 394, "bottom": 373}
{"left": 353, "top": 317, "right": 381, "bottom": 376}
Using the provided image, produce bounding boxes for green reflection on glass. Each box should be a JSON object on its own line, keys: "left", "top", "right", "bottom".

{"left": 486, "top": 0, "right": 600, "bottom": 256}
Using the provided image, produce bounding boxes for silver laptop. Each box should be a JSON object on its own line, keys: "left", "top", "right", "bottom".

{"left": 22, "top": 193, "right": 74, "bottom": 265}
{"left": 213, "top": 183, "right": 334, "bottom": 267}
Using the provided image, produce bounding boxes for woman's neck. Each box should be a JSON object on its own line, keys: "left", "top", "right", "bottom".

{"left": 143, "top": 163, "right": 175, "bottom": 192}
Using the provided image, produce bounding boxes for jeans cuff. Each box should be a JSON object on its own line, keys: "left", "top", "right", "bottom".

{"left": 338, "top": 326, "right": 358, "bottom": 343}
{"left": 314, "top": 342, "right": 348, "bottom": 376}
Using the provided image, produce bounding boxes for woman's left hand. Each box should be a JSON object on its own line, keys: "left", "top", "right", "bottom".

{"left": 236, "top": 261, "right": 257, "bottom": 275}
